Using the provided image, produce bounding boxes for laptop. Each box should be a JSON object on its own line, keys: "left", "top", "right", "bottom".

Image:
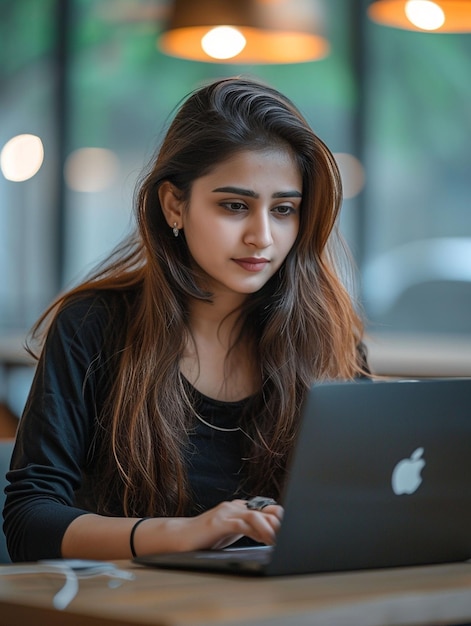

{"left": 134, "top": 378, "right": 471, "bottom": 576}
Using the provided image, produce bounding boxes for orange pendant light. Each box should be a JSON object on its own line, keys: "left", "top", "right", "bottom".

{"left": 158, "top": 0, "right": 329, "bottom": 64}
{"left": 368, "top": 1, "right": 471, "bottom": 32}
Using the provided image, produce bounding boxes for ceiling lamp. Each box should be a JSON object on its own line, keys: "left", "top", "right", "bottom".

{"left": 368, "top": 1, "right": 471, "bottom": 32}
{"left": 158, "top": 0, "right": 329, "bottom": 64}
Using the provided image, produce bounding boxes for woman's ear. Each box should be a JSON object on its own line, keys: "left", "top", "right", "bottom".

{"left": 158, "top": 181, "right": 184, "bottom": 229}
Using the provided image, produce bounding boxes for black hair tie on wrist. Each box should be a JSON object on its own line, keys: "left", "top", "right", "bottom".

{"left": 130, "top": 517, "right": 150, "bottom": 558}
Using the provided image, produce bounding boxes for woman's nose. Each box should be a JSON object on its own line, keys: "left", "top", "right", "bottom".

{"left": 243, "top": 211, "right": 273, "bottom": 248}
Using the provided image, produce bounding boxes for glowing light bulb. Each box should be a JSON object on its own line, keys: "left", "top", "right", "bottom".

{"left": 405, "top": 0, "right": 445, "bottom": 30}
{"left": 0, "top": 134, "right": 44, "bottom": 182}
{"left": 201, "top": 26, "right": 246, "bottom": 60}
{"left": 334, "top": 153, "right": 366, "bottom": 200}
{"left": 64, "top": 148, "right": 119, "bottom": 192}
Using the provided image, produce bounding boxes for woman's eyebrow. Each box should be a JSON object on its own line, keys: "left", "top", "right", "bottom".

{"left": 273, "top": 190, "right": 302, "bottom": 199}
{"left": 212, "top": 186, "right": 302, "bottom": 199}
{"left": 212, "top": 186, "right": 257, "bottom": 197}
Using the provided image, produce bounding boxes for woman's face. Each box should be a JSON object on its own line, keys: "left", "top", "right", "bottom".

{"left": 182, "top": 148, "right": 302, "bottom": 300}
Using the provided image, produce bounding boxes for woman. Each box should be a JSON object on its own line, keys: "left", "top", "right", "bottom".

{"left": 3, "top": 77, "right": 369, "bottom": 562}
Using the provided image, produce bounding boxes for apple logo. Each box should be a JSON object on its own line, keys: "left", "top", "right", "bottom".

{"left": 391, "top": 447, "right": 426, "bottom": 495}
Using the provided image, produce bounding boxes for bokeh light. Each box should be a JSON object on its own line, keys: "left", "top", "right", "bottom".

{"left": 0, "top": 134, "right": 44, "bottom": 182}
{"left": 64, "top": 148, "right": 120, "bottom": 193}
{"left": 334, "top": 153, "right": 366, "bottom": 199}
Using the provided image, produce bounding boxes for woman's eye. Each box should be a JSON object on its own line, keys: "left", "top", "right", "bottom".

{"left": 221, "top": 202, "right": 247, "bottom": 212}
{"left": 272, "top": 205, "right": 296, "bottom": 216}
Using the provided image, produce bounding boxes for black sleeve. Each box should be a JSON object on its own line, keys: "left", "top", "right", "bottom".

{"left": 2, "top": 296, "right": 115, "bottom": 562}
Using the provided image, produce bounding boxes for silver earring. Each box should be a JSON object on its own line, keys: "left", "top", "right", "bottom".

{"left": 172, "top": 223, "right": 179, "bottom": 238}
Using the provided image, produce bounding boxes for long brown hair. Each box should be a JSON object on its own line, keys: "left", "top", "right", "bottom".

{"left": 30, "top": 77, "right": 366, "bottom": 517}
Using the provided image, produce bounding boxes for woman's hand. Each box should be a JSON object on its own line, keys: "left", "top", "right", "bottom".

{"left": 62, "top": 501, "right": 284, "bottom": 560}
{"left": 181, "top": 499, "right": 284, "bottom": 551}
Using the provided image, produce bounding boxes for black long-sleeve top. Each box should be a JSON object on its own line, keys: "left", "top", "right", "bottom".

{"left": 3, "top": 292, "right": 249, "bottom": 562}
{"left": 3, "top": 290, "right": 370, "bottom": 563}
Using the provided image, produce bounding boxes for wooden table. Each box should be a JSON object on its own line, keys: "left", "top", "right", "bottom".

{"left": 0, "top": 560, "right": 471, "bottom": 626}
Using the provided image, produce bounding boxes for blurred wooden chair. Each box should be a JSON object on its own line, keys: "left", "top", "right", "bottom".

{"left": 0, "top": 403, "right": 18, "bottom": 439}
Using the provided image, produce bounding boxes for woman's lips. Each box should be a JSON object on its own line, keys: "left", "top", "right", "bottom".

{"left": 232, "top": 257, "right": 269, "bottom": 272}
